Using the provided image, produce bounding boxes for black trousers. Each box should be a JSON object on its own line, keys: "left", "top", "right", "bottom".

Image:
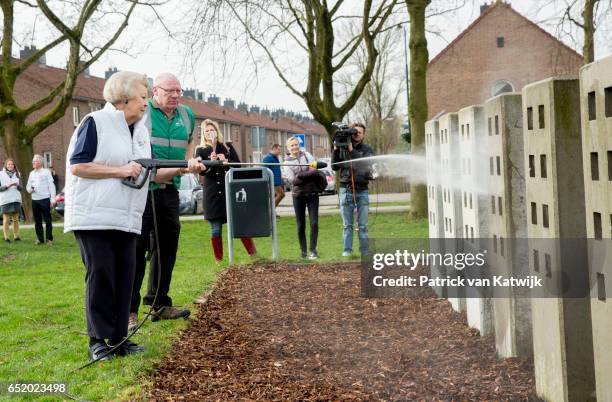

{"left": 292, "top": 194, "right": 319, "bottom": 253}
{"left": 75, "top": 230, "right": 136, "bottom": 340}
{"left": 32, "top": 198, "right": 53, "bottom": 242}
{"left": 130, "top": 187, "right": 180, "bottom": 312}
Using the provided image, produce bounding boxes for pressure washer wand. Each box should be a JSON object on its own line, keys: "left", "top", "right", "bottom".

{"left": 223, "top": 161, "right": 328, "bottom": 169}
{"left": 122, "top": 159, "right": 330, "bottom": 189}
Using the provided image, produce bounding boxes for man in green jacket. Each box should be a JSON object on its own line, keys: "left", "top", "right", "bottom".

{"left": 129, "top": 73, "right": 200, "bottom": 329}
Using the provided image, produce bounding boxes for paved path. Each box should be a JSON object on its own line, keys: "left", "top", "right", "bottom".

{"left": 19, "top": 192, "right": 410, "bottom": 228}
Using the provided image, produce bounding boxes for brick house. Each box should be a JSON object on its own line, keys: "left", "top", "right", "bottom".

{"left": 1, "top": 61, "right": 329, "bottom": 189}
{"left": 427, "top": 1, "right": 583, "bottom": 119}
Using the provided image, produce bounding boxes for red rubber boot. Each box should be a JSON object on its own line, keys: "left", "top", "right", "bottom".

{"left": 211, "top": 236, "right": 223, "bottom": 262}
{"left": 241, "top": 237, "right": 257, "bottom": 256}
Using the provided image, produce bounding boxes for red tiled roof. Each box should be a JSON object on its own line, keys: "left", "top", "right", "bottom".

{"left": 17, "top": 59, "right": 327, "bottom": 135}
{"left": 428, "top": 1, "right": 582, "bottom": 67}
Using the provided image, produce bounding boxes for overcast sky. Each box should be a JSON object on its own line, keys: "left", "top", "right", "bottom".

{"left": 12, "top": 0, "right": 612, "bottom": 115}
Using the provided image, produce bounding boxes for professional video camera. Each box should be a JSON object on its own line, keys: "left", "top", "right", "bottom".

{"left": 331, "top": 122, "right": 357, "bottom": 149}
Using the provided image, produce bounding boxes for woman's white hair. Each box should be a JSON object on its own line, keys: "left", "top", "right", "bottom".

{"left": 103, "top": 71, "right": 149, "bottom": 104}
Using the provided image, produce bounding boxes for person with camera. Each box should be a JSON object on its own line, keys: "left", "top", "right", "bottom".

{"left": 331, "top": 123, "right": 375, "bottom": 257}
{"left": 285, "top": 136, "right": 327, "bottom": 259}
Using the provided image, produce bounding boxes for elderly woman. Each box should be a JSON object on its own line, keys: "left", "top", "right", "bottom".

{"left": 64, "top": 71, "right": 190, "bottom": 361}
{"left": 195, "top": 119, "right": 256, "bottom": 262}
{"left": 26, "top": 154, "right": 56, "bottom": 245}
{"left": 0, "top": 159, "right": 22, "bottom": 242}
{"left": 284, "top": 136, "right": 326, "bottom": 259}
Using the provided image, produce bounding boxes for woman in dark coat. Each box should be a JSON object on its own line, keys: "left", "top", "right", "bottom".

{"left": 196, "top": 119, "right": 256, "bottom": 262}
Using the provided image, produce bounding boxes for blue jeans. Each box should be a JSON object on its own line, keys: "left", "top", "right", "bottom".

{"left": 209, "top": 219, "right": 223, "bottom": 237}
{"left": 339, "top": 187, "right": 369, "bottom": 254}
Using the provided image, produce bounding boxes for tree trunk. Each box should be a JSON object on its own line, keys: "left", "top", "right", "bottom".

{"left": 406, "top": 0, "right": 430, "bottom": 219}
{"left": 582, "top": 0, "right": 598, "bottom": 63}
{"left": 1, "top": 119, "right": 34, "bottom": 221}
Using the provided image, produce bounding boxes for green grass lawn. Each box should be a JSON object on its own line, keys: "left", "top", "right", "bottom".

{"left": 0, "top": 212, "right": 426, "bottom": 401}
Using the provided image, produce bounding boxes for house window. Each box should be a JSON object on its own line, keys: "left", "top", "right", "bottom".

{"left": 488, "top": 118, "right": 492, "bottom": 136}
{"left": 605, "top": 86, "right": 612, "bottom": 118}
{"left": 252, "top": 150, "right": 262, "bottom": 163}
{"left": 496, "top": 156, "right": 501, "bottom": 175}
{"left": 89, "top": 103, "right": 101, "bottom": 113}
{"left": 490, "top": 157, "right": 494, "bottom": 175}
{"left": 496, "top": 37, "right": 505, "bottom": 48}
{"left": 490, "top": 80, "right": 514, "bottom": 97}
{"left": 542, "top": 204, "right": 549, "bottom": 228}
{"left": 533, "top": 249, "right": 540, "bottom": 272}
{"left": 495, "top": 115, "right": 499, "bottom": 135}
{"left": 500, "top": 237, "right": 505, "bottom": 257}
{"left": 491, "top": 196, "right": 496, "bottom": 214}
{"left": 608, "top": 151, "right": 612, "bottom": 181}
{"left": 527, "top": 107, "right": 533, "bottom": 130}
{"left": 538, "top": 105, "right": 545, "bottom": 129}
{"left": 594, "top": 212, "right": 602, "bottom": 240}
{"left": 529, "top": 155, "right": 536, "bottom": 177}
{"left": 72, "top": 106, "right": 80, "bottom": 127}
{"left": 597, "top": 273, "right": 606, "bottom": 301}
{"left": 223, "top": 123, "right": 232, "bottom": 142}
{"left": 588, "top": 91, "right": 596, "bottom": 120}
{"left": 591, "top": 152, "right": 599, "bottom": 180}
{"left": 545, "top": 253, "right": 552, "bottom": 278}
{"left": 531, "top": 202, "right": 537, "bottom": 225}
{"left": 43, "top": 152, "right": 52, "bottom": 169}
{"left": 498, "top": 197, "right": 503, "bottom": 216}
{"left": 540, "top": 154, "right": 547, "bottom": 178}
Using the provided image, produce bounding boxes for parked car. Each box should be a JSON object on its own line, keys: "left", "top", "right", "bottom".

{"left": 54, "top": 188, "right": 65, "bottom": 216}
{"left": 282, "top": 175, "right": 292, "bottom": 192}
{"left": 178, "top": 174, "right": 203, "bottom": 215}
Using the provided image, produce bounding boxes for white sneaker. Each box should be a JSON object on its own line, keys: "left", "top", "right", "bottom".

{"left": 342, "top": 251, "right": 352, "bottom": 257}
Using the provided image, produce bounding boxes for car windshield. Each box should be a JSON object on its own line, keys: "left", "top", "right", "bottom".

{"left": 179, "top": 175, "right": 194, "bottom": 190}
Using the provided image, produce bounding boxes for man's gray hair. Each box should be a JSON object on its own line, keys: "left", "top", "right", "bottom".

{"left": 103, "top": 71, "right": 149, "bottom": 104}
{"left": 32, "top": 154, "right": 43, "bottom": 163}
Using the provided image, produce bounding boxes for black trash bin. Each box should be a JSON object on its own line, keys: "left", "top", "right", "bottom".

{"left": 225, "top": 167, "right": 278, "bottom": 263}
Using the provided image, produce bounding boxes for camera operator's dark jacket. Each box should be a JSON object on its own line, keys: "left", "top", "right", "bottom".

{"left": 331, "top": 142, "right": 375, "bottom": 191}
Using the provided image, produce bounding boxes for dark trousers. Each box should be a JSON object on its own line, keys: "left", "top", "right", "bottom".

{"left": 75, "top": 230, "right": 136, "bottom": 340}
{"left": 130, "top": 187, "right": 180, "bottom": 312}
{"left": 32, "top": 198, "right": 53, "bottom": 242}
{"left": 292, "top": 194, "right": 319, "bottom": 253}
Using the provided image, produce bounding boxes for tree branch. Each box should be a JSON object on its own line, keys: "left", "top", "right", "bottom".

{"left": 14, "top": 35, "right": 67, "bottom": 76}
{"left": 36, "top": 0, "right": 77, "bottom": 39}
{"left": 220, "top": 0, "right": 303, "bottom": 98}
{"left": 23, "top": 0, "right": 139, "bottom": 139}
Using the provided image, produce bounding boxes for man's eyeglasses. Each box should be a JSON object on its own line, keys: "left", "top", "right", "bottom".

{"left": 157, "top": 87, "right": 183, "bottom": 96}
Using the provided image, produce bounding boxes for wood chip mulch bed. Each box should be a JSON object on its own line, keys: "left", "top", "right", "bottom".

{"left": 148, "top": 263, "right": 538, "bottom": 401}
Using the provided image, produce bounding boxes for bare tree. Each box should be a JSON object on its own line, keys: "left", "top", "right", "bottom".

{"left": 186, "top": 0, "right": 401, "bottom": 137}
{"left": 534, "top": 0, "right": 612, "bottom": 63}
{"left": 0, "top": 0, "right": 160, "bottom": 217}
{"left": 346, "top": 27, "right": 404, "bottom": 154}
